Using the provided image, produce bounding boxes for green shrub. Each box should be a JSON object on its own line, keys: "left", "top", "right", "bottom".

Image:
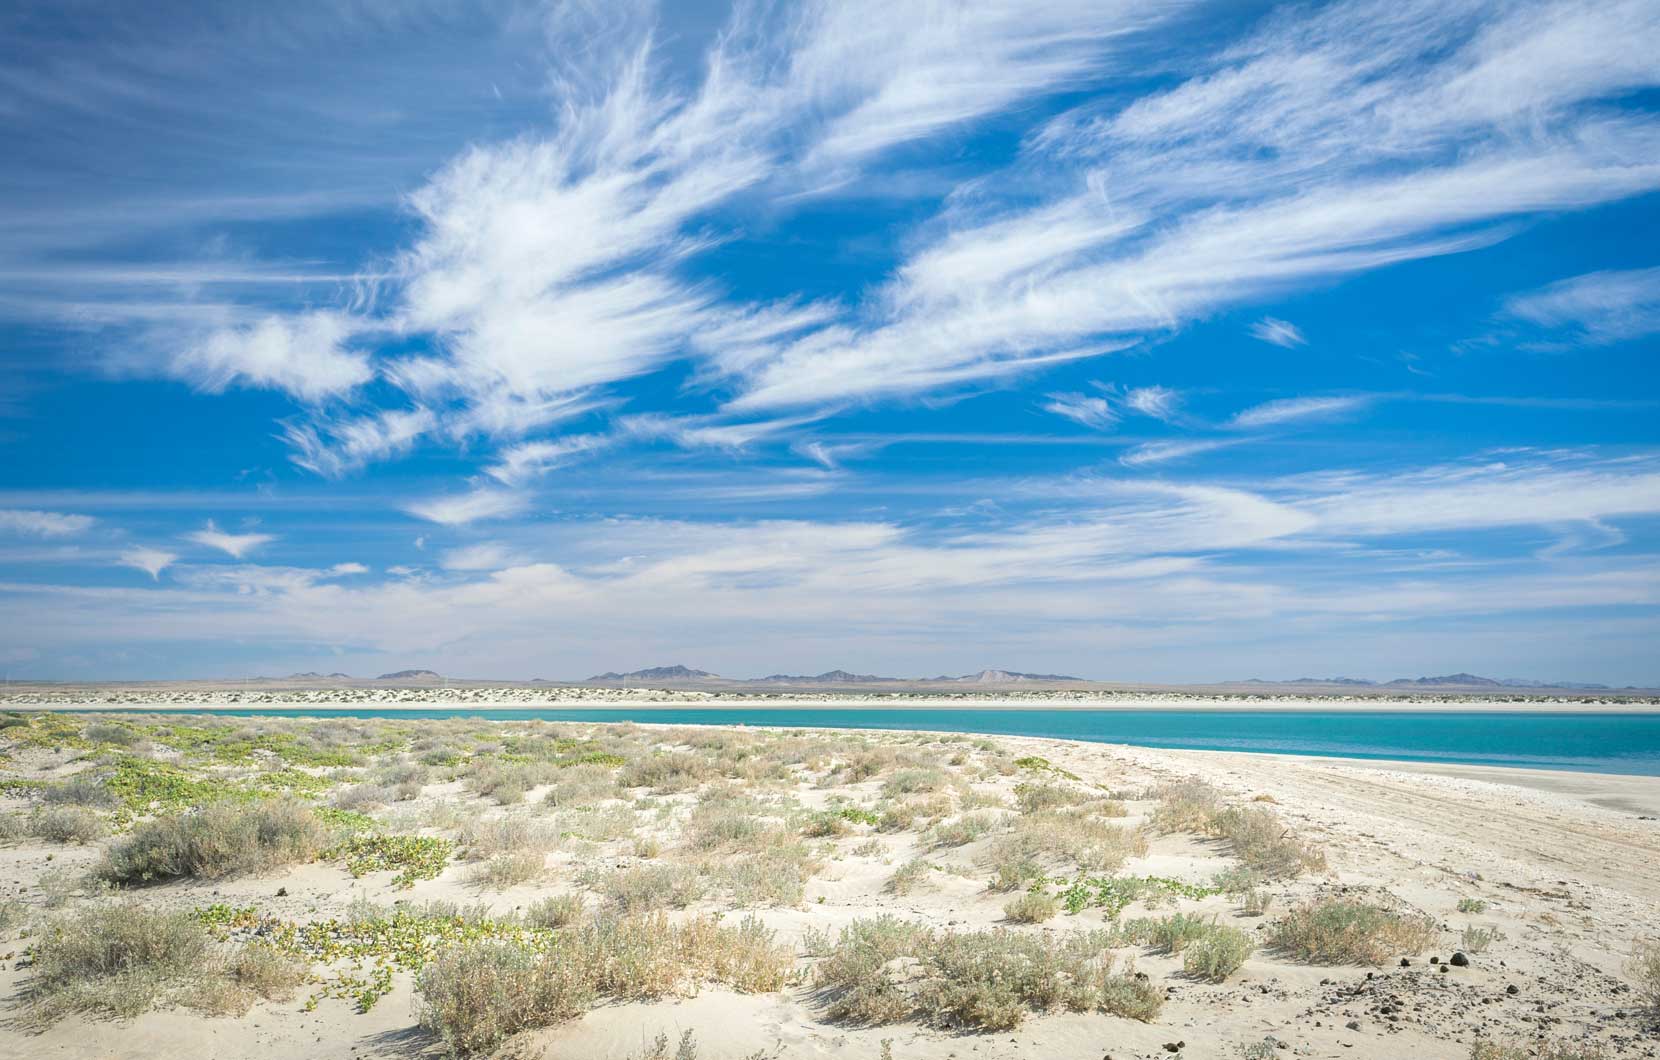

{"left": 815, "top": 918, "right": 1161, "bottom": 1030}
{"left": 29, "top": 805, "right": 105, "bottom": 843}
{"left": 475, "top": 850, "right": 546, "bottom": 889}
{"left": 416, "top": 940, "right": 595, "bottom": 1056}
{"left": 100, "top": 798, "right": 326, "bottom": 883}
{"left": 924, "top": 811, "right": 1003, "bottom": 849}
{"left": 1182, "top": 926, "right": 1254, "bottom": 981}
{"left": 1630, "top": 938, "right": 1660, "bottom": 1014}
{"left": 1457, "top": 897, "right": 1489, "bottom": 914}
{"left": 1003, "top": 890, "right": 1059, "bottom": 923}
{"left": 44, "top": 773, "right": 116, "bottom": 808}
{"left": 523, "top": 894, "right": 584, "bottom": 929}
{"left": 1461, "top": 924, "right": 1504, "bottom": 954}
{"left": 23, "top": 903, "right": 307, "bottom": 1025}
{"left": 1470, "top": 1041, "right": 1608, "bottom": 1060}
{"left": 1270, "top": 897, "right": 1437, "bottom": 964}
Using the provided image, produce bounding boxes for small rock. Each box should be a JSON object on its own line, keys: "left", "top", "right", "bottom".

{"left": 1345, "top": 1021, "right": 1361, "bottom": 1031}
{"left": 1450, "top": 952, "right": 1469, "bottom": 967}
{"left": 1506, "top": 985, "right": 1520, "bottom": 995}
{"left": 1400, "top": 958, "right": 1411, "bottom": 967}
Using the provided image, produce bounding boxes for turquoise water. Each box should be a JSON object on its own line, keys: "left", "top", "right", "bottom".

{"left": 67, "top": 706, "right": 1660, "bottom": 776}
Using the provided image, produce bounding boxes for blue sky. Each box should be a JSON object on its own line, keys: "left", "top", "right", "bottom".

{"left": 3, "top": 0, "right": 1659, "bottom": 683}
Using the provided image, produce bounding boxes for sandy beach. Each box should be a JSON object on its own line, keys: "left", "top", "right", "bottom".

{"left": 0, "top": 710, "right": 1655, "bottom": 1059}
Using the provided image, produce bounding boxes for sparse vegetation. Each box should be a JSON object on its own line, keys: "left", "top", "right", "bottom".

{"left": 100, "top": 798, "right": 327, "bottom": 883}
{"left": 22, "top": 903, "right": 309, "bottom": 1025}
{"left": 1270, "top": 897, "right": 1437, "bottom": 964}
{"left": 1470, "top": 1042, "right": 1608, "bottom": 1060}
{"left": 1003, "top": 890, "right": 1059, "bottom": 923}
{"left": 815, "top": 917, "right": 1162, "bottom": 1030}
{"left": 416, "top": 912, "right": 788, "bottom": 1055}
{"left": 1629, "top": 938, "right": 1660, "bottom": 1015}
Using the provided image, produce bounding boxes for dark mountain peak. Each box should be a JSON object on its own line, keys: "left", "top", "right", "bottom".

{"left": 959, "top": 668, "right": 1084, "bottom": 683}
{"left": 1385, "top": 673, "right": 1502, "bottom": 687}
{"left": 587, "top": 665, "right": 717, "bottom": 682}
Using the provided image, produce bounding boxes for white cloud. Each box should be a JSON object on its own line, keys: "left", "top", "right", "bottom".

{"left": 404, "top": 489, "right": 528, "bottom": 526}
{"left": 171, "top": 311, "right": 372, "bottom": 402}
{"left": 0, "top": 509, "right": 94, "bottom": 536}
{"left": 1124, "top": 385, "right": 1182, "bottom": 422}
{"left": 328, "top": 562, "right": 369, "bottom": 576}
{"left": 1228, "top": 396, "right": 1370, "bottom": 430}
{"left": 185, "top": 520, "right": 275, "bottom": 558}
{"left": 118, "top": 547, "right": 176, "bottom": 580}
{"left": 619, "top": 413, "right": 823, "bottom": 452}
{"left": 1503, "top": 266, "right": 1660, "bottom": 346}
{"left": 439, "top": 542, "right": 525, "bottom": 571}
{"left": 1043, "top": 392, "right": 1118, "bottom": 430}
{"left": 1249, "top": 317, "right": 1306, "bottom": 348}
{"left": 1118, "top": 438, "right": 1240, "bottom": 467}
{"left": 485, "top": 435, "right": 611, "bottom": 486}
{"left": 281, "top": 407, "right": 437, "bottom": 478}
{"left": 719, "top": 0, "right": 1660, "bottom": 412}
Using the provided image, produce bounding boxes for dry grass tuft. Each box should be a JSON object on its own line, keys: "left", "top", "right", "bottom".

{"left": 100, "top": 798, "right": 326, "bottom": 883}
{"left": 814, "top": 917, "right": 1161, "bottom": 1030}
{"left": 1270, "top": 897, "right": 1437, "bottom": 964}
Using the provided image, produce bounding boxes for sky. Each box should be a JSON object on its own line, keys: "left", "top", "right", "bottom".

{"left": 2, "top": 0, "right": 1659, "bottom": 685}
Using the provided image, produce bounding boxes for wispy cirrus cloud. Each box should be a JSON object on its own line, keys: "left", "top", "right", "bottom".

{"left": 0, "top": 510, "right": 94, "bottom": 536}
{"left": 1250, "top": 318, "right": 1306, "bottom": 348}
{"left": 1043, "top": 392, "right": 1118, "bottom": 430}
{"left": 118, "top": 547, "right": 177, "bottom": 580}
{"left": 404, "top": 489, "right": 528, "bottom": 527}
{"left": 1228, "top": 396, "right": 1372, "bottom": 430}
{"left": 186, "top": 520, "right": 275, "bottom": 558}
{"left": 1118, "top": 438, "right": 1241, "bottom": 467}
{"left": 1503, "top": 266, "right": 1660, "bottom": 346}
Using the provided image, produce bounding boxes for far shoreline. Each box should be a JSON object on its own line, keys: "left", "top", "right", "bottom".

{"left": 10, "top": 694, "right": 1660, "bottom": 713}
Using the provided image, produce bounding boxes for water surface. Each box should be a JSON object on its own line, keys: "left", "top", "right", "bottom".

{"left": 69, "top": 706, "right": 1660, "bottom": 776}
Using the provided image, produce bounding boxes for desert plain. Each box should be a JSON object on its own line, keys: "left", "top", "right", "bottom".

{"left": 0, "top": 698, "right": 1654, "bottom": 1060}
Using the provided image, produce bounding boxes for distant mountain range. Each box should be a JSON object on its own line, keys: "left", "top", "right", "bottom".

{"left": 1249, "top": 673, "right": 1611, "bottom": 690}
{"left": 252, "top": 665, "right": 1622, "bottom": 692}
{"left": 584, "top": 665, "right": 1083, "bottom": 685}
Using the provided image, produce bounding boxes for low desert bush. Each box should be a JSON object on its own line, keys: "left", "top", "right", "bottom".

{"left": 1457, "top": 897, "right": 1489, "bottom": 914}
{"left": 458, "top": 814, "right": 560, "bottom": 859}
{"left": 1182, "top": 925, "right": 1254, "bottom": 981}
{"left": 1150, "top": 779, "right": 1223, "bottom": 832}
{"left": 815, "top": 917, "right": 1162, "bottom": 1030}
{"left": 23, "top": 903, "right": 307, "bottom": 1025}
{"left": 44, "top": 772, "right": 116, "bottom": 808}
{"left": 886, "top": 858, "right": 932, "bottom": 895}
{"left": 1210, "top": 805, "right": 1326, "bottom": 878}
{"left": 1461, "top": 924, "right": 1504, "bottom": 954}
{"left": 588, "top": 862, "right": 707, "bottom": 913}
{"left": 474, "top": 850, "right": 546, "bottom": 889}
{"left": 29, "top": 805, "right": 105, "bottom": 843}
{"left": 1470, "top": 1042, "right": 1608, "bottom": 1060}
{"left": 619, "top": 753, "right": 711, "bottom": 794}
{"left": 417, "top": 913, "right": 789, "bottom": 1056}
{"left": 100, "top": 798, "right": 326, "bottom": 883}
{"left": 1003, "top": 890, "right": 1059, "bottom": 923}
{"left": 1014, "top": 782, "right": 1088, "bottom": 814}
{"left": 416, "top": 940, "right": 595, "bottom": 1056}
{"left": 986, "top": 812, "right": 1147, "bottom": 880}
{"left": 1629, "top": 938, "right": 1660, "bottom": 1015}
{"left": 716, "top": 845, "right": 817, "bottom": 907}
{"left": 1270, "top": 897, "right": 1437, "bottom": 964}
{"left": 333, "top": 782, "right": 397, "bottom": 811}
{"left": 523, "top": 893, "right": 584, "bottom": 929}
{"left": 924, "top": 810, "right": 1003, "bottom": 849}
{"left": 882, "top": 768, "right": 946, "bottom": 796}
